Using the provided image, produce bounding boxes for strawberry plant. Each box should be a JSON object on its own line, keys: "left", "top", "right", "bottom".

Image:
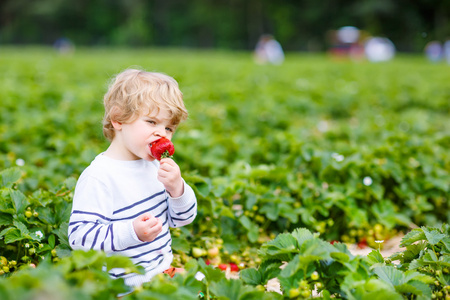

{"left": 241, "top": 226, "right": 449, "bottom": 299}
{"left": 0, "top": 250, "right": 142, "bottom": 300}
{"left": 0, "top": 48, "right": 449, "bottom": 297}
{"left": 386, "top": 224, "right": 450, "bottom": 299}
{"left": 0, "top": 168, "right": 73, "bottom": 271}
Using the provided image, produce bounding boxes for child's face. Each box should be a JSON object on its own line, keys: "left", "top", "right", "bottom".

{"left": 117, "top": 108, "right": 176, "bottom": 161}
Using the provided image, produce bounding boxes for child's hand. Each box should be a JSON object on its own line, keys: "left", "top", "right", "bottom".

{"left": 157, "top": 158, "right": 184, "bottom": 198}
{"left": 133, "top": 213, "right": 162, "bottom": 242}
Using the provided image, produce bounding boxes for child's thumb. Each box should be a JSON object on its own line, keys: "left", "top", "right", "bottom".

{"left": 140, "top": 212, "right": 153, "bottom": 222}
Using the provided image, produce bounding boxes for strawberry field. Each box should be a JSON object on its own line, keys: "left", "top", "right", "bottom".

{"left": 0, "top": 47, "right": 449, "bottom": 299}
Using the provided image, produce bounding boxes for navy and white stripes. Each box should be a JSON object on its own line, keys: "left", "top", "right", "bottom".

{"left": 68, "top": 154, "right": 197, "bottom": 287}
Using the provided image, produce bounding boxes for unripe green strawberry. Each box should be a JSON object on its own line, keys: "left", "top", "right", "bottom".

{"left": 150, "top": 137, "right": 175, "bottom": 160}
{"left": 289, "top": 288, "right": 301, "bottom": 298}
{"left": 311, "top": 271, "right": 319, "bottom": 280}
{"left": 192, "top": 247, "right": 205, "bottom": 258}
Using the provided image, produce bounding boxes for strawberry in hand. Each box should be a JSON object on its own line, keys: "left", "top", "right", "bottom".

{"left": 150, "top": 137, "right": 175, "bottom": 160}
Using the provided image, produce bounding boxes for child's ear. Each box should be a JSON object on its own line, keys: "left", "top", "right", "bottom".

{"left": 110, "top": 106, "right": 122, "bottom": 130}
{"left": 111, "top": 119, "right": 122, "bottom": 130}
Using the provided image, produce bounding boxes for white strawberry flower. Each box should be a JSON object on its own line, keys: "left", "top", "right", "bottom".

{"left": 331, "top": 153, "right": 344, "bottom": 162}
{"left": 363, "top": 176, "right": 373, "bottom": 186}
{"left": 195, "top": 271, "right": 205, "bottom": 281}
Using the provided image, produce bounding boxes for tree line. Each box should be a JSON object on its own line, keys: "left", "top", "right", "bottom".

{"left": 0, "top": 0, "right": 448, "bottom": 52}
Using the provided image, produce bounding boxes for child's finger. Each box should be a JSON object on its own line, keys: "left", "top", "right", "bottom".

{"left": 144, "top": 218, "right": 162, "bottom": 235}
{"left": 139, "top": 212, "right": 154, "bottom": 222}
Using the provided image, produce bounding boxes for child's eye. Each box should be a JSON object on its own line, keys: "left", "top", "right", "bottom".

{"left": 165, "top": 127, "right": 174, "bottom": 132}
{"left": 147, "top": 120, "right": 156, "bottom": 125}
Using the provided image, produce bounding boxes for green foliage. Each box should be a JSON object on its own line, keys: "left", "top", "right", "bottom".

{"left": 0, "top": 48, "right": 449, "bottom": 297}
{"left": 0, "top": 226, "right": 449, "bottom": 299}
{"left": 243, "top": 227, "right": 450, "bottom": 299}
{"left": 0, "top": 168, "right": 74, "bottom": 272}
{"left": 0, "top": 250, "right": 141, "bottom": 300}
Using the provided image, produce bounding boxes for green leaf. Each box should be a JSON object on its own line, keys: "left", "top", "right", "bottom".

{"left": 55, "top": 245, "right": 72, "bottom": 258}
{"left": 330, "top": 252, "right": 350, "bottom": 263}
{"left": 373, "top": 266, "right": 405, "bottom": 287}
{"left": 183, "top": 258, "right": 199, "bottom": 273}
{"left": 389, "top": 242, "right": 426, "bottom": 263}
{"left": 365, "top": 250, "right": 385, "bottom": 266}
{"left": 197, "top": 259, "right": 226, "bottom": 283}
{"left": 105, "top": 255, "right": 144, "bottom": 274}
{"left": 13, "top": 219, "right": 30, "bottom": 236}
{"left": 0, "top": 213, "right": 12, "bottom": 226}
{"left": 259, "top": 232, "right": 298, "bottom": 262}
{"left": 4, "top": 228, "right": 23, "bottom": 243}
{"left": 291, "top": 228, "right": 315, "bottom": 247}
{"left": 259, "top": 260, "right": 282, "bottom": 283}
{"left": 403, "top": 270, "right": 434, "bottom": 284}
{"left": 52, "top": 222, "right": 69, "bottom": 248}
{"left": 171, "top": 237, "right": 191, "bottom": 253}
{"left": 10, "top": 190, "right": 28, "bottom": 214}
{"left": 395, "top": 281, "right": 431, "bottom": 297}
{"left": 240, "top": 268, "right": 262, "bottom": 285}
{"left": 185, "top": 175, "right": 211, "bottom": 199}
{"left": 442, "top": 237, "right": 450, "bottom": 251}
{"left": 422, "top": 249, "right": 438, "bottom": 263}
{"left": 400, "top": 229, "right": 426, "bottom": 247}
{"left": 279, "top": 255, "right": 302, "bottom": 278}
{"left": 209, "top": 278, "right": 253, "bottom": 300}
{"left": 0, "top": 168, "right": 22, "bottom": 187}
{"left": 421, "top": 227, "right": 446, "bottom": 245}
{"left": 62, "top": 176, "right": 77, "bottom": 190}
{"left": 71, "top": 250, "right": 106, "bottom": 270}
{"left": 35, "top": 206, "right": 56, "bottom": 225}
{"left": 239, "top": 215, "right": 259, "bottom": 243}
{"left": 48, "top": 234, "right": 56, "bottom": 248}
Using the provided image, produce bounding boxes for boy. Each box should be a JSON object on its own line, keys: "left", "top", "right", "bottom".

{"left": 68, "top": 68, "right": 197, "bottom": 287}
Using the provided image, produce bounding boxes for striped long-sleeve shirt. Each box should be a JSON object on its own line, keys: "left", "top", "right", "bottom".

{"left": 68, "top": 153, "right": 197, "bottom": 287}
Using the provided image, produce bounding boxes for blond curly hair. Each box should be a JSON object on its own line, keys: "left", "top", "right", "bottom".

{"left": 102, "top": 68, "right": 188, "bottom": 141}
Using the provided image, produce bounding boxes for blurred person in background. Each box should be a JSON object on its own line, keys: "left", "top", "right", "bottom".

{"left": 327, "top": 26, "right": 365, "bottom": 61}
{"left": 364, "top": 37, "right": 396, "bottom": 62}
{"left": 254, "top": 34, "right": 285, "bottom": 65}
{"left": 424, "top": 41, "right": 443, "bottom": 62}
{"left": 53, "top": 37, "right": 75, "bottom": 55}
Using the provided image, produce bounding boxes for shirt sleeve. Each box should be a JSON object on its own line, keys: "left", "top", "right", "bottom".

{"left": 166, "top": 180, "right": 197, "bottom": 228}
{"left": 68, "top": 175, "right": 142, "bottom": 252}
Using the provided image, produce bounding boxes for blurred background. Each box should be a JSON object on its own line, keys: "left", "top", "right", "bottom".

{"left": 1, "top": 0, "right": 449, "bottom": 53}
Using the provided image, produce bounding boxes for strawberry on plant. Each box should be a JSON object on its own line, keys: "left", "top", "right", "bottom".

{"left": 207, "top": 247, "right": 219, "bottom": 258}
{"left": 192, "top": 247, "right": 205, "bottom": 258}
{"left": 150, "top": 137, "right": 175, "bottom": 161}
{"left": 357, "top": 238, "right": 368, "bottom": 249}
{"left": 218, "top": 264, "right": 228, "bottom": 271}
{"left": 229, "top": 262, "right": 239, "bottom": 272}
{"left": 288, "top": 288, "right": 301, "bottom": 298}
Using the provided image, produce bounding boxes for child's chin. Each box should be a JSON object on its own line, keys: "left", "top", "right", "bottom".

{"left": 145, "top": 154, "right": 156, "bottom": 162}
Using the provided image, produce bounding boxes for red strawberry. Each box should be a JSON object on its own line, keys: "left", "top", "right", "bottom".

{"left": 218, "top": 264, "right": 228, "bottom": 271}
{"left": 150, "top": 137, "right": 175, "bottom": 160}
{"left": 229, "top": 263, "right": 239, "bottom": 272}
{"left": 357, "top": 238, "right": 368, "bottom": 249}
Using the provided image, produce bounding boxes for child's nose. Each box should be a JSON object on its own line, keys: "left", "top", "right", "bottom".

{"left": 155, "top": 125, "right": 166, "bottom": 137}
